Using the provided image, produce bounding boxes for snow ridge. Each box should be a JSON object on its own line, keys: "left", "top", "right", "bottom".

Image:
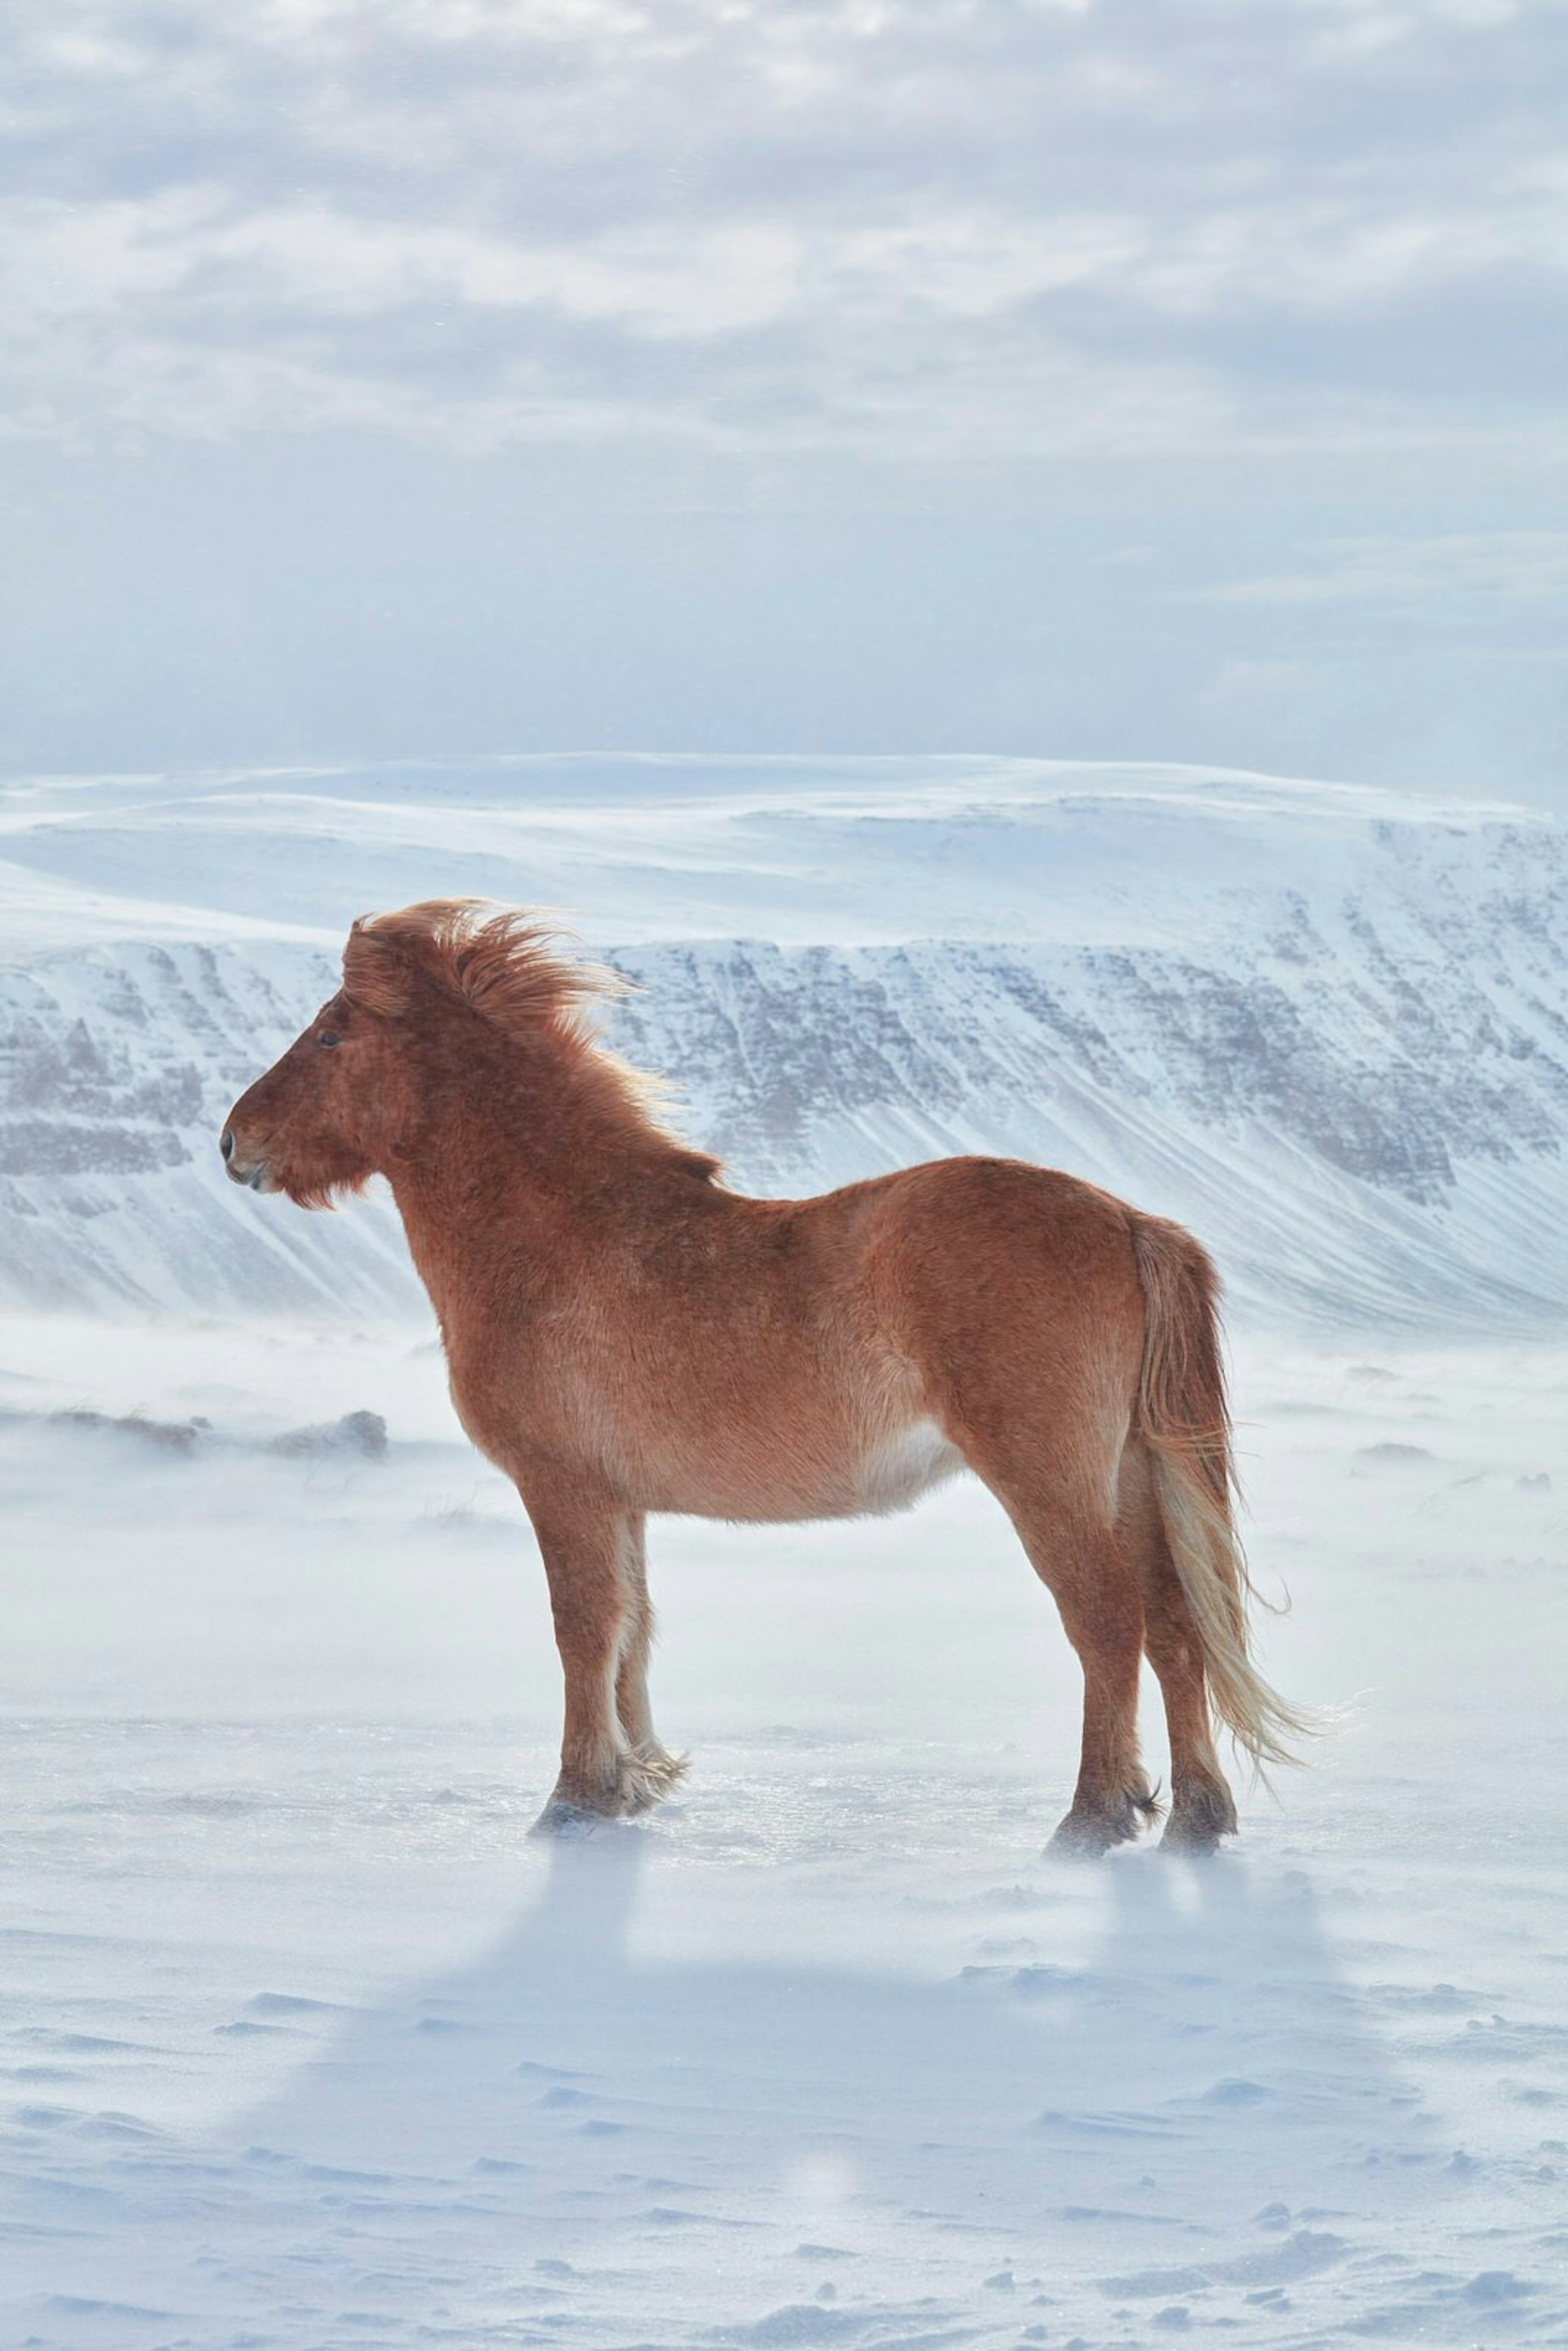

{"left": 1, "top": 758, "right": 1564, "bottom": 1328}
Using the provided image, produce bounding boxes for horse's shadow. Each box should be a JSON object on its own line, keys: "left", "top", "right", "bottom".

{"left": 233, "top": 1828, "right": 1425, "bottom": 2271}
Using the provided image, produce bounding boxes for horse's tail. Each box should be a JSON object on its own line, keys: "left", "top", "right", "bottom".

{"left": 1129, "top": 1214, "right": 1315, "bottom": 1774}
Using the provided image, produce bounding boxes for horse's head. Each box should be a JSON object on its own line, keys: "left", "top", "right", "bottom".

{"left": 220, "top": 939, "right": 418, "bottom": 1208}
{"left": 222, "top": 899, "right": 666, "bottom": 1208}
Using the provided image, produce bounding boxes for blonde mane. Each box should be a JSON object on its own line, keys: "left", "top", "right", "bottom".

{"left": 341, "top": 899, "right": 719, "bottom": 1176}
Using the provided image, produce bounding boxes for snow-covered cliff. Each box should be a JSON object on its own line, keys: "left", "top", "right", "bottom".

{"left": 2, "top": 758, "right": 1564, "bottom": 1328}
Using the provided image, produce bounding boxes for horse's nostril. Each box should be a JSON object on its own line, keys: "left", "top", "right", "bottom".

{"left": 220, "top": 1129, "right": 234, "bottom": 1162}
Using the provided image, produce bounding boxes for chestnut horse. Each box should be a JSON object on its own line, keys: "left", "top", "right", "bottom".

{"left": 222, "top": 900, "right": 1309, "bottom": 1852}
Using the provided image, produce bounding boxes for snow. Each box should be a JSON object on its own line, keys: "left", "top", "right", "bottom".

{"left": 2, "top": 1320, "right": 1565, "bottom": 2348}
{"left": 2, "top": 757, "right": 1566, "bottom": 2347}
{"left": 4, "top": 757, "right": 1568, "bottom": 1327}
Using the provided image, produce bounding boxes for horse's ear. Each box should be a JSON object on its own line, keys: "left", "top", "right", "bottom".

{"left": 342, "top": 916, "right": 416, "bottom": 1018}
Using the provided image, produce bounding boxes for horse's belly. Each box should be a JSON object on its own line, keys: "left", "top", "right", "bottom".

{"left": 851, "top": 1417, "right": 967, "bottom": 1515}
{"left": 630, "top": 1412, "right": 965, "bottom": 1523}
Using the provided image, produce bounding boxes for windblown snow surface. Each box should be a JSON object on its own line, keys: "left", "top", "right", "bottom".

{"left": 2, "top": 758, "right": 1566, "bottom": 2351}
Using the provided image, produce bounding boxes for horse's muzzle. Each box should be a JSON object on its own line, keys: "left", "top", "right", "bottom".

{"left": 220, "top": 1129, "right": 271, "bottom": 1190}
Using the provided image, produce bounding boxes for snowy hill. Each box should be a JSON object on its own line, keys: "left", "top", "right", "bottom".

{"left": 2, "top": 756, "right": 1565, "bottom": 1329}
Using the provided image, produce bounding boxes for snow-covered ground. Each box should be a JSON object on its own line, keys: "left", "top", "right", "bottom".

{"left": 2, "top": 757, "right": 1566, "bottom": 2348}
{"left": 2, "top": 1317, "right": 1565, "bottom": 2349}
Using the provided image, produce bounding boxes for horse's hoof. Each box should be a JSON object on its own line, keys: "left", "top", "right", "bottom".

{"left": 1048, "top": 1811, "right": 1132, "bottom": 1858}
{"left": 1160, "top": 1824, "right": 1224, "bottom": 1857}
{"left": 1160, "top": 1784, "right": 1238, "bottom": 1855}
{"left": 1048, "top": 1817, "right": 1113, "bottom": 1859}
{"left": 1160, "top": 1817, "right": 1237, "bottom": 1857}
{"left": 1049, "top": 1784, "right": 1160, "bottom": 1858}
{"left": 529, "top": 1793, "right": 619, "bottom": 1838}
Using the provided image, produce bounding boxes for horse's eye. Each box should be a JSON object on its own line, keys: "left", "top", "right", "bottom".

{"left": 318, "top": 1030, "right": 342, "bottom": 1049}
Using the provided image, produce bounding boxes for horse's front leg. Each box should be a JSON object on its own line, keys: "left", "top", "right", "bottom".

{"left": 522, "top": 1483, "right": 679, "bottom": 1829}
{"left": 614, "top": 1513, "right": 688, "bottom": 1811}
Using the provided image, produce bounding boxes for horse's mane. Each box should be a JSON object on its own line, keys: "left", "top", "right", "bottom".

{"left": 343, "top": 899, "right": 622, "bottom": 1032}
{"left": 343, "top": 899, "right": 719, "bottom": 1177}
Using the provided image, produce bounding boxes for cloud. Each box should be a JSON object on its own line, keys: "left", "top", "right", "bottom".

{"left": 1187, "top": 533, "right": 1568, "bottom": 619}
{"left": 2, "top": 0, "right": 1566, "bottom": 459}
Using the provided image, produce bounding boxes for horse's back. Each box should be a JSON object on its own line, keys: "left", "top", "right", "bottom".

{"left": 826, "top": 1154, "right": 1147, "bottom": 1328}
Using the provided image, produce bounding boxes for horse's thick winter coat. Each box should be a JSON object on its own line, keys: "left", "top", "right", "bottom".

{"left": 223, "top": 901, "right": 1310, "bottom": 1849}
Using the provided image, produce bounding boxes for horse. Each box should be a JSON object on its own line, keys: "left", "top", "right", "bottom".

{"left": 221, "top": 899, "right": 1310, "bottom": 1852}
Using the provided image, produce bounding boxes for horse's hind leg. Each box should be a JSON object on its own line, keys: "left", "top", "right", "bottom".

{"left": 1037, "top": 1518, "right": 1158, "bottom": 1854}
{"left": 971, "top": 1451, "right": 1157, "bottom": 1854}
{"left": 613, "top": 1515, "right": 687, "bottom": 1811}
{"left": 1121, "top": 1442, "right": 1237, "bottom": 1852}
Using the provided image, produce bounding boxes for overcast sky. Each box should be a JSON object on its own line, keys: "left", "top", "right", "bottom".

{"left": 3, "top": 0, "right": 1566, "bottom": 803}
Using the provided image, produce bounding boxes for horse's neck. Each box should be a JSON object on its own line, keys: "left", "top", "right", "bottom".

{"left": 383, "top": 1155, "right": 521, "bottom": 1329}
{"left": 381, "top": 1052, "right": 667, "bottom": 1327}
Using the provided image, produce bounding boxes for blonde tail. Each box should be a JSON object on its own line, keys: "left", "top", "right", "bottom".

{"left": 1130, "top": 1215, "right": 1316, "bottom": 1774}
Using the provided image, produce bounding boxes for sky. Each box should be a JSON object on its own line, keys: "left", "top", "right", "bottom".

{"left": 2, "top": 0, "right": 1566, "bottom": 805}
